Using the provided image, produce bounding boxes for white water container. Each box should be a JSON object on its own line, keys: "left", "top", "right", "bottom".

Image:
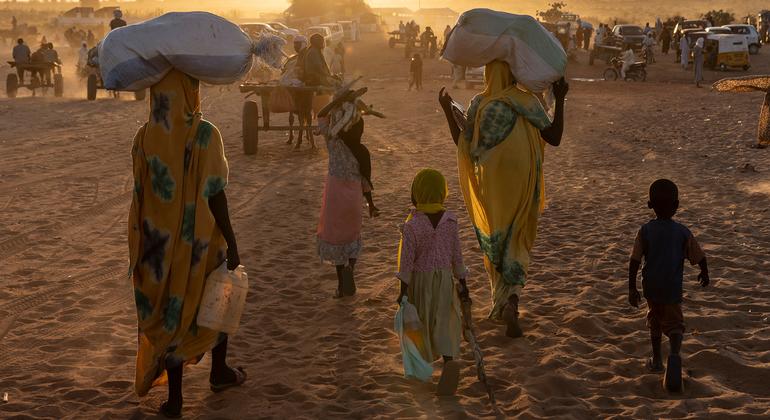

{"left": 197, "top": 263, "right": 248, "bottom": 335}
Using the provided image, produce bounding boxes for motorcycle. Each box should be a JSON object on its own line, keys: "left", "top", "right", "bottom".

{"left": 603, "top": 56, "right": 647, "bottom": 82}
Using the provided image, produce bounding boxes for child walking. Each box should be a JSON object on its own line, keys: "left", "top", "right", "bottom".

{"left": 408, "top": 53, "right": 423, "bottom": 91}
{"left": 628, "top": 179, "right": 709, "bottom": 392}
{"left": 396, "top": 168, "right": 469, "bottom": 395}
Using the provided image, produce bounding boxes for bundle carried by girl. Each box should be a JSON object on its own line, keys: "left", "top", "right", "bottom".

{"left": 442, "top": 8, "right": 567, "bottom": 93}
{"left": 394, "top": 296, "right": 433, "bottom": 382}
{"left": 98, "top": 12, "right": 285, "bottom": 91}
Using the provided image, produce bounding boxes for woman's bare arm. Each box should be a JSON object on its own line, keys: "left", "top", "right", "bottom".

{"left": 209, "top": 190, "right": 240, "bottom": 270}
{"left": 438, "top": 87, "right": 463, "bottom": 145}
{"left": 540, "top": 78, "right": 569, "bottom": 147}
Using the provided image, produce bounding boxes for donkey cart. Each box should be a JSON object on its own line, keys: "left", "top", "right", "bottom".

{"left": 6, "top": 61, "right": 63, "bottom": 98}
{"left": 239, "top": 83, "right": 335, "bottom": 155}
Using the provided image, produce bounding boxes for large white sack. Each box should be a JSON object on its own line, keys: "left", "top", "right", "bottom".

{"left": 442, "top": 8, "right": 567, "bottom": 93}
{"left": 99, "top": 12, "right": 283, "bottom": 91}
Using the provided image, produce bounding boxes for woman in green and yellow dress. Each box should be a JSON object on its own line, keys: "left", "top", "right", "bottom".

{"left": 439, "top": 61, "right": 569, "bottom": 337}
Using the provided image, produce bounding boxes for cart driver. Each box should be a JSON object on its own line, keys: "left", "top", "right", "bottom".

{"left": 42, "top": 43, "right": 60, "bottom": 85}
{"left": 279, "top": 35, "right": 308, "bottom": 86}
{"left": 110, "top": 9, "right": 127, "bottom": 31}
{"left": 303, "top": 34, "right": 337, "bottom": 88}
{"left": 12, "top": 38, "right": 31, "bottom": 82}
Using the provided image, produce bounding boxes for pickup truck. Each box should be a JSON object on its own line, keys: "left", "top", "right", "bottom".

{"left": 319, "top": 23, "right": 344, "bottom": 45}
{"left": 612, "top": 25, "right": 646, "bottom": 50}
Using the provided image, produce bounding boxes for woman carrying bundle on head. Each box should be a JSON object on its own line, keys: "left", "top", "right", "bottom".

{"left": 439, "top": 9, "right": 570, "bottom": 339}
{"left": 128, "top": 70, "right": 245, "bottom": 418}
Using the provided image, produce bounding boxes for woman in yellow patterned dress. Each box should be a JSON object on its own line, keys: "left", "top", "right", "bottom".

{"left": 438, "top": 61, "right": 569, "bottom": 338}
{"left": 128, "top": 70, "right": 245, "bottom": 417}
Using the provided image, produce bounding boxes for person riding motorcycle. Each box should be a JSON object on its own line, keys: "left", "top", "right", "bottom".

{"left": 620, "top": 48, "right": 636, "bottom": 79}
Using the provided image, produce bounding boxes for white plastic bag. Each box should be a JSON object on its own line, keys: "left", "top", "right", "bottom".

{"left": 197, "top": 262, "right": 248, "bottom": 335}
{"left": 442, "top": 8, "right": 567, "bottom": 93}
{"left": 98, "top": 12, "right": 284, "bottom": 91}
{"left": 394, "top": 296, "right": 433, "bottom": 382}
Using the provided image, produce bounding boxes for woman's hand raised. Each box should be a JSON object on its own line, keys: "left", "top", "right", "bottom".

{"left": 553, "top": 77, "right": 569, "bottom": 100}
{"left": 439, "top": 87, "right": 462, "bottom": 145}
{"left": 438, "top": 87, "right": 454, "bottom": 112}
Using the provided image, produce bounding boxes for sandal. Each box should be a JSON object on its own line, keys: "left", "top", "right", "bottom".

{"left": 210, "top": 367, "right": 247, "bottom": 393}
{"left": 159, "top": 402, "right": 181, "bottom": 419}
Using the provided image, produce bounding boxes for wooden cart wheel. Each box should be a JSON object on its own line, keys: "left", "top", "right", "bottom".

{"left": 242, "top": 100, "right": 259, "bottom": 155}
{"left": 54, "top": 74, "right": 64, "bottom": 97}
{"left": 6, "top": 73, "right": 18, "bottom": 98}
{"left": 87, "top": 74, "right": 97, "bottom": 101}
{"left": 134, "top": 89, "right": 146, "bottom": 101}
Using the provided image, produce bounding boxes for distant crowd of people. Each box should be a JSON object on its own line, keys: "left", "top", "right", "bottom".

{"left": 397, "top": 20, "right": 438, "bottom": 59}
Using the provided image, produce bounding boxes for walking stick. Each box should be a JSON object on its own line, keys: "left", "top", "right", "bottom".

{"left": 459, "top": 295, "right": 500, "bottom": 412}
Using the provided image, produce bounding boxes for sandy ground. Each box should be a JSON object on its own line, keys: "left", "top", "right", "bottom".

{"left": 1, "top": 33, "right": 769, "bottom": 419}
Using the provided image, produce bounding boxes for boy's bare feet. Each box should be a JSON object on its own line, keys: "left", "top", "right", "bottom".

{"left": 663, "top": 354, "right": 683, "bottom": 392}
{"left": 503, "top": 294, "right": 523, "bottom": 338}
{"left": 436, "top": 360, "right": 461, "bottom": 396}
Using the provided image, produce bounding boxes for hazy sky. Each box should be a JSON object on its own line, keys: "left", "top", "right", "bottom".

{"left": 5, "top": 0, "right": 760, "bottom": 22}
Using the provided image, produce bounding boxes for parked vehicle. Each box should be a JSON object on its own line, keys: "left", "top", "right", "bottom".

{"left": 723, "top": 24, "right": 761, "bottom": 54}
{"left": 603, "top": 56, "right": 646, "bottom": 82}
{"left": 267, "top": 22, "right": 300, "bottom": 38}
{"left": 557, "top": 13, "right": 581, "bottom": 40}
{"left": 306, "top": 25, "right": 333, "bottom": 43}
{"left": 612, "top": 25, "right": 646, "bottom": 50}
{"left": 673, "top": 20, "right": 709, "bottom": 37}
{"left": 705, "top": 27, "right": 732, "bottom": 35}
{"left": 338, "top": 20, "right": 358, "bottom": 42}
{"left": 319, "top": 23, "right": 344, "bottom": 44}
{"left": 704, "top": 34, "right": 750, "bottom": 71}
{"left": 240, "top": 23, "right": 283, "bottom": 41}
{"left": 684, "top": 31, "right": 709, "bottom": 48}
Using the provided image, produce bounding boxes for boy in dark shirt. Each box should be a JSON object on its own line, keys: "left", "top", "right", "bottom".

{"left": 628, "top": 179, "right": 709, "bottom": 392}
{"left": 408, "top": 53, "right": 423, "bottom": 91}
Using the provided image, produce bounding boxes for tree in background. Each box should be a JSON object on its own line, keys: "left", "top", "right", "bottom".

{"left": 537, "top": 2, "right": 569, "bottom": 24}
{"left": 664, "top": 15, "right": 685, "bottom": 29}
{"left": 701, "top": 9, "right": 736, "bottom": 26}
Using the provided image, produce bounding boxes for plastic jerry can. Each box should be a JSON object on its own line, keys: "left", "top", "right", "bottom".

{"left": 197, "top": 263, "right": 248, "bottom": 335}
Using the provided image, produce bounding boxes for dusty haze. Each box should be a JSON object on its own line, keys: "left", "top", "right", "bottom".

{"left": 3, "top": 1, "right": 767, "bottom": 22}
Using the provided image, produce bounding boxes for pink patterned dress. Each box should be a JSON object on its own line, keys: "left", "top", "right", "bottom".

{"left": 316, "top": 135, "right": 371, "bottom": 265}
{"left": 397, "top": 210, "right": 467, "bottom": 361}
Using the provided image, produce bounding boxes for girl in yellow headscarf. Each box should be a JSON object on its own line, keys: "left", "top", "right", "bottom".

{"left": 128, "top": 70, "right": 245, "bottom": 417}
{"left": 438, "top": 61, "right": 569, "bottom": 338}
{"left": 396, "top": 168, "right": 469, "bottom": 395}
